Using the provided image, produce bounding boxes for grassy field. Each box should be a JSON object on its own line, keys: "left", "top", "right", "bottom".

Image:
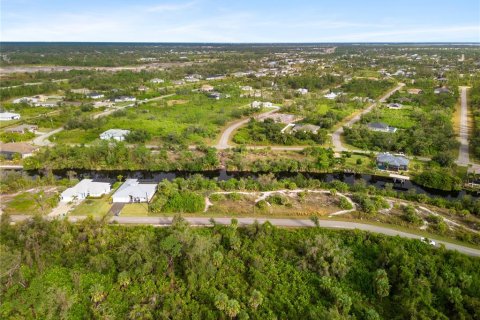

{"left": 2, "top": 191, "right": 58, "bottom": 215}
{"left": 366, "top": 105, "right": 416, "bottom": 129}
{"left": 53, "top": 93, "right": 253, "bottom": 145}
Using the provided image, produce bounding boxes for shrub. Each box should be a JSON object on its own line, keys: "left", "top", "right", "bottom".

{"left": 339, "top": 197, "right": 353, "bottom": 210}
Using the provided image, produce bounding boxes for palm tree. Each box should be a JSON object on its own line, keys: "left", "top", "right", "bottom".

{"left": 249, "top": 290, "right": 263, "bottom": 310}
{"left": 225, "top": 299, "right": 240, "bottom": 318}
{"left": 90, "top": 284, "right": 106, "bottom": 304}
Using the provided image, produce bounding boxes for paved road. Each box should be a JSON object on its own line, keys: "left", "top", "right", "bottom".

{"left": 331, "top": 83, "right": 405, "bottom": 152}
{"left": 0, "top": 164, "right": 24, "bottom": 169}
{"left": 32, "top": 127, "right": 64, "bottom": 146}
{"left": 215, "top": 106, "right": 280, "bottom": 149}
{"left": 8, "top": 215, "right": 480, "bottom": 257}
{"left": 457, "top": 86, "right": 470, "bottom": 165}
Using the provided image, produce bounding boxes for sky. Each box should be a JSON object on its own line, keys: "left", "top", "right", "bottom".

{"left": 1, "top": 0, "right": 479, "bottom": 42}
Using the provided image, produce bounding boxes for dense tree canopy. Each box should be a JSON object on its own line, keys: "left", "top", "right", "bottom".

{"left": 1, "top": 215, "right": 479, "bottom": 319}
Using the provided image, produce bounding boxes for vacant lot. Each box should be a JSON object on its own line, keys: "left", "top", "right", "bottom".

{"left": 207, "top": 191, "right": 342, "bottom": 217}
{"left": 54, "top": 93, "right": 253, "bottom": 145}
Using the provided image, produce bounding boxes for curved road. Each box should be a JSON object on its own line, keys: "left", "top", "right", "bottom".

{"left": 215, "top": 106, "right": 280, "bottom": 149}
{"left": 332, "top": 83, "right": 405, "bottom": 152}
{"left": 9, "top": 214, "right": 480, "bottom": 257}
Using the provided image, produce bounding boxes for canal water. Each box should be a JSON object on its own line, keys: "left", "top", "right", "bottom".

{"left": 22, "top": 169, "right": 478, "bottom": 200}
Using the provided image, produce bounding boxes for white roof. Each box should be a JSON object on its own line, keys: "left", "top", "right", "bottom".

{"left": 113, "top": 179, "right": 157, "bottom": 199}
{"left": 324, "top": 92, "right": 338, "bottom": 99}
{"left": 0, "top": 112, "right": 20, "bottom": 119}
{"left": 100, "top": 129, "right": 130, "bottom": 138}
{"left": 61, "top": 179, "right": 111, "bottom": 198}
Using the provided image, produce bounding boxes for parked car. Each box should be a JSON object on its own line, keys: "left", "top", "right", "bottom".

{"left": 421, "top": 237, "right": 436, "bottom": 246}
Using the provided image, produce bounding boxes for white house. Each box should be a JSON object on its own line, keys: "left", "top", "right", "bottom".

{"left": 296, "top": 88, "right": 308, "bottom": 95}
{"left": 324, "top": 92, "right": 338, "bottom": 100}
{"left": 114, "top": 96, "right": 136, "bottom": 103}
{"left": 0, "top": 112, "right": 21, "bottom": 121}
{"left": 150, "top": 78, "right": 164, "bottom": 84}
{"left": 13, "top": 97, "right": 38, "bottom": 104}
{"left": 250, "top": 101, "right": 273, "bottom": 109}
{"left": 87, "top": 92, "right": 104, "bottom": 99}
{"left": 100, "top": 129, "right": 130, "bottom": 141}
{"left": 60, "top": 179, "right": 111, "bottom": 202}
{"left": 112, "top": 179, "right": 157, "bottom": 203}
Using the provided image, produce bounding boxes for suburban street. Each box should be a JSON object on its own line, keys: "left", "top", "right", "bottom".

{"left": 8, "top": 214, "right": 480, "bottom": 257}
{"left": 331, "top": 83, "right": 405, "bottom": 152}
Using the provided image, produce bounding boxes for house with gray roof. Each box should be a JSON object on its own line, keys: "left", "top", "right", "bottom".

{"left": 367, "top": 122, "right": 397, "bottom": 133}
{"left": 292, "top": 124, "right": 321, "bottom": 134}
{"left": 376, "top": 153, "right": 409, "bottom": 171}
{"left": 112, "top": 179, "right": 157, "bottom": 203}
{"left": 434, "top": 87, "right": 451, "bottom": 94}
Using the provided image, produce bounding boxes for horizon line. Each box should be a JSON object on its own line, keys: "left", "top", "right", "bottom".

{"left": 1, "top": 41, "right": 479, "bottom": 45}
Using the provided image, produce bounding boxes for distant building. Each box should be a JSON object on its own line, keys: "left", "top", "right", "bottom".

{"left": 87, "top": 92, "right": 104, "bottom": 99}
{"left": 200, "top": 84, "right": 215, "bottom": 92}
{"left": 0, "top": 112, "right": 20, "bottom": 121}
{"left": 138, "top": 85, "right": 148, "bottom": 92}
{"left": 292, "top": 124, "right": 321, "bottom": 134}
{"left": 112, "top": 179, "right": 157, "bottom": 203}
{"left": 324, "top": 92, "right": 338, "bottom": 100}
{"left": 208, "top": 92, "right": 222, "bottom": 100}
{"left": 150, "top": 78, "right": 164, "bottom": 84}
{"left": 60, "top": 179, "right": 111, "bottom": 202}
{"left": 113, "top": 96, "right": 136, "bottom": 103}
{"left": 13, "top": 97, "right": 37, "bottom": 104}
{"left": 0, "top": 142, "right": 38, "bottom": 159}
{"left": 367, "top": 122, "right": 397, "bottom": 133}
{"left": 250, "top": 101, "right": 273, "bottom": 109}
{"left": 240, "top": 86, "right": 253, "bottom": 91}
{"left": 434, "top": 87, "right": 451, "bottom": 94}
{"left": 376, "top": 153, "right": 409, "bottom": 171}
{"left": 5, "top": 124, "right": 38, "bottom": 134}
{"left": 100, "top": 129, "right": 131, "bottom": 141}
{"left": 205, "top": 74, "right": 226, "bottom": 81}
{"left": 296, "top": 88, "right": 308, "bottom": 95}
{"left": 387, "top": 103, "right": 403, "bottom": 109}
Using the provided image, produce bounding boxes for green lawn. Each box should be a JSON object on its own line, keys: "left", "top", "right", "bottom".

{"left": 120, "top": 203, "right": 150, "bottom": 216}
{"left": 69, "top": 196, "right": 112, "bottom": 216}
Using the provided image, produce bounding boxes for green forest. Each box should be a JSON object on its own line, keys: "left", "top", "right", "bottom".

{"left": 1, "top": 215, "right": 479, "bottom": 319}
